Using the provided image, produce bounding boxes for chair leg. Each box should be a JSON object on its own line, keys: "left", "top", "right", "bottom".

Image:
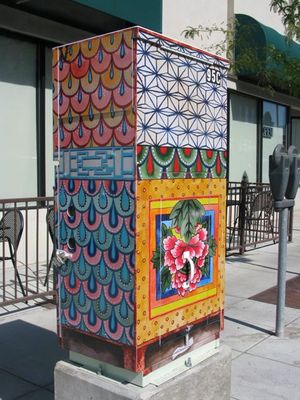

{"left": 44, "top": 251, "right": 55, "bottom": 286}
{"left": 8, "top": 241, "right": 26, "bottom": 298}
{"left": 228, "top": 217, "right": 239, "bottom": 248}
{"left": 268, "top": 216, "right": 276, "bottom": 244}
{"left": 254, "top": 221, "right": 258, "bottom": 248}
{"left": 11, "top": 254, "right": 26, "bottom": 298}
{"left": 254, "top": 212, "right": 263, "bottom": 248}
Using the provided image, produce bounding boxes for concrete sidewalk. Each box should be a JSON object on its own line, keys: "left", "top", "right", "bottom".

{"left": 223, "top": 210, "right": 300, "bottom": 400}
{"left": 0, "top": 212, "right": 299, "bottom": 400}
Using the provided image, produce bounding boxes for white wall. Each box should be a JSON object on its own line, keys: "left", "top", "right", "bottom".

{"left": 162, "top": 0, "right": 228, "bottom": 57}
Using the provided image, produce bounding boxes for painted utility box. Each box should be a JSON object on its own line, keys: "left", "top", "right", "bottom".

{"left": 53, "top": 27, "right": 229, "bottom": 377}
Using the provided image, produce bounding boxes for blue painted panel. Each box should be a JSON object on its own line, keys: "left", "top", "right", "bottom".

{"left": 55, "top": 147, "right": 135, "bottom": 180}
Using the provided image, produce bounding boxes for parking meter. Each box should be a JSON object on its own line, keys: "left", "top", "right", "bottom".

{"left": 269, "top": 144, "right": 290, "bottom": 202}
{"left": 286, "top": 145, "right": 300, "bottom": 200}
{"left": 269, "top": 144, "right": 300, "bottom": 209}
{"left": 269, "top": 144, "right": 300, "bottom": 337}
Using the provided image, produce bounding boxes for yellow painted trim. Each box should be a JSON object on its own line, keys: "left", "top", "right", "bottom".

{"left": 151, "top": 197, "right": 218, "bottom": 210}
{"left": 151, "top": 288, "right": 217, "bottom": 318}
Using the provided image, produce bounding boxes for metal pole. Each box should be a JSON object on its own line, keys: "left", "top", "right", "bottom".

{"left": 239, "top": 173, "right": 248, "bottom": 255}
{"left": 275, "top": 207, "right": 288, "bottom": 337}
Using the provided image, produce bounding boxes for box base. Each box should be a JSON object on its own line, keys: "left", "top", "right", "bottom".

{"left": 70, "top": 338, "right": 220, "bottom": 387}
{"left": 60, "top": 314, "right": 221, "bottom": 374}
{"left": 55, "top": 345, "right": 231, "bottom": 400}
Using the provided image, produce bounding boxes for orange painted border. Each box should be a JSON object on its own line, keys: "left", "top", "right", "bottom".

{"left": 135, "top": 178, "right": 226, "bottom": 346}
{"left": 149, "top": 201, "right": 219, "bottom": 318}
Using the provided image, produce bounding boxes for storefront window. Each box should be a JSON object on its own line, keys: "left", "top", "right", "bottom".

{"left": 229, "top": 94, "right": 288, "bottom": 184}
{"left": 229, "top": 93, "right": 258, "bottom": 182}
{"left": 262, "top": 101, "right": 287, "bottom": 183}
{"left": 45, "top": 46, "right": 54, "bottom": 196}
{"left": 0, "top": 32, "right": 54, "bottom": 199}
{"left": 0, "top": 34, "right": 37, "bottom": 197}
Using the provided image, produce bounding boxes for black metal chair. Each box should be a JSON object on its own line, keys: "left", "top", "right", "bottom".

{"left": 246, "top": 191, "right": 276, "bottom": 246}
{"left": 44, "top": 207, "right": 56, "bottom": 286}
{"left": 0, "top": 209, "right": 26, "bottom": 296}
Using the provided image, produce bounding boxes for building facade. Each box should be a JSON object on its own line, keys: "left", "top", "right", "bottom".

{"left": 1, "top": 0, "right": 299, "bottom": 205}
{"left": 164, "top": 0, "right": 300, "bottom": 188}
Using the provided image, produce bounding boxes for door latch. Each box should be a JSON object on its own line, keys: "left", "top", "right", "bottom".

{"left": 54, "top": 249, "right": 73, "bottom": 268}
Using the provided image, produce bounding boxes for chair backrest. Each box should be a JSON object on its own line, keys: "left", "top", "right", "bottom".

{"left": 0, "top": 209, "right": 24, "bottom": 254}
{"left": 46, "top": 207, "right": 55, "bottom": 243}
{"left": 250, "top": 191, "right": 273, "bottom": 217}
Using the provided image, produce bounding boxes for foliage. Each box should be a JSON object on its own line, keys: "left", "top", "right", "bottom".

{"left": 182, "top": 15, "right": 300, "bottom": 97}
{"left": 182, "top": 22, "right": 231, "bottom": 56}
{"left": 270, "top": 0, "right": 300, "bottom": 41}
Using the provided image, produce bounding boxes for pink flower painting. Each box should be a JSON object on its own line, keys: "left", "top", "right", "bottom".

{"left": 151, "top": 199, "right": 216, "bottom": 297}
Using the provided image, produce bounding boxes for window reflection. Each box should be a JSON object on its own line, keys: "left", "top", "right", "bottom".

{"left": 263, "top": 101, "right": 276, "bottom": 127}
{"left": 262, "top": 101, "right": 287, "bottom": 183}
{"left": 229, "top": 93, "right": 258, "bottom": 182}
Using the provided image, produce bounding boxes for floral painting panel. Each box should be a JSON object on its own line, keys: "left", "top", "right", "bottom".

{"left": 154, "top": 209, "right": 215, "bottom": 300}
{"left": 148, "top": 195, "right": 220, "bottom": 319}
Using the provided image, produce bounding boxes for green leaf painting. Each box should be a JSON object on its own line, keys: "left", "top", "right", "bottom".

{"left": 169, "top": 199, "right": 205, "bottom": 242}
{"left": 161, "top": 223, "right": 173, "bottom": 241}
{"left": 208, "top": 237, "right": 217, "bottom": 256}
{"left": 151, "top": 248, "right": 164, "bottom": 270}
{"left": 201, "top": 257, "right": 210, "bottom": 278}
{"left": 161, "top": 266, "right": 172, "bottom": 292}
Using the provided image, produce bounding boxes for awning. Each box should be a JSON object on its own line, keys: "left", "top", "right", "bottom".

{"left": 72, "top": 0, "right": 162, "bottom": 32}
{"left": 235, "top": 14, "right": 300, "bottom": 87}
{"left": 4, "top": 0, "right": 162, "bottom": 39}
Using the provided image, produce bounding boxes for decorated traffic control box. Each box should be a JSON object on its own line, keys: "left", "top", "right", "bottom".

{"left": 53, "top": 26, "right": 229, "bottom": 381}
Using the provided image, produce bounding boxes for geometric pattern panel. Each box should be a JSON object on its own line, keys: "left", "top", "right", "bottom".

{"left": 53, "top": 28, "right": 136, "bottom": 150}
{"left": 135, "top": 178, "right": 226, "bottom": 346}
{"left": 137, "top": 145, "right": 227, "bottom": 179}
{"left": 55, "top": 147, "right": 135, "bottom": 180}
{"left": 136, "top": 30, "right": 229, "bottom": 150}
{"left": 138, "top": 30, "right": 229, "bottom": 68}
{"left": 57, "top": 179, "right": 135, "bottom": 345}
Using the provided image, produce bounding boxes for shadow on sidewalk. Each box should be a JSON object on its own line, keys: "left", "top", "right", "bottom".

{"left": 0, "top": 319, "right": 67, "bottom": 399}
{"left": 250, "top": 275, "right": 300, "bottom": 309}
